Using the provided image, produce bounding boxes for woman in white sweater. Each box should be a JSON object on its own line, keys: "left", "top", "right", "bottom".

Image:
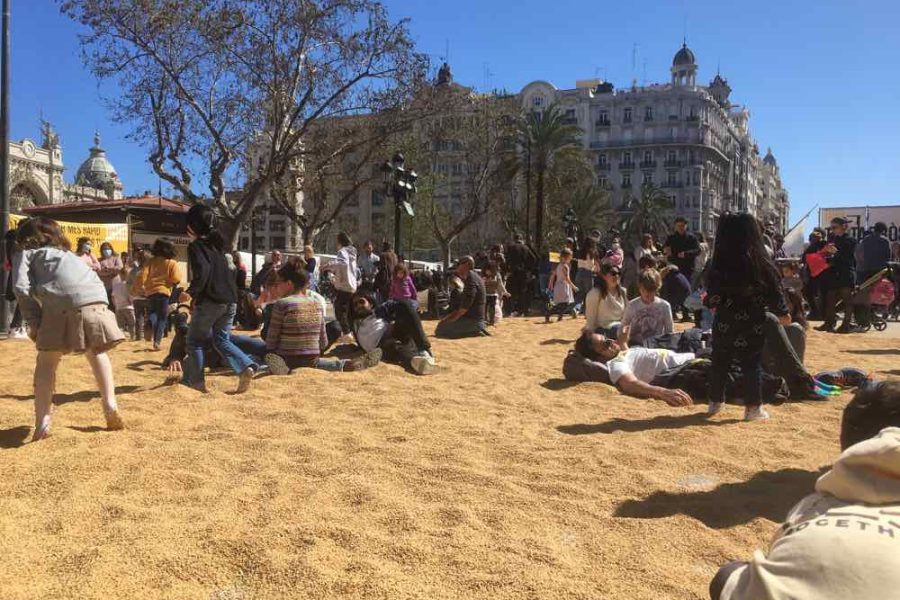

{"left": 583, "top": 263, "right": 629, "bottom": 337}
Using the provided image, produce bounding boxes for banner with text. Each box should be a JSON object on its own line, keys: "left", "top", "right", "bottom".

{"left": 819, "top": 206, "right": 900, "bottom": 242}
{"left": 9, "top": 214, "right": 129, "bottom": 255}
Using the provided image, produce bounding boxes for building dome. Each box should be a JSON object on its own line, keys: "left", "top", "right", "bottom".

{"left": 673, "top": 43, "right": 696, "bottom": 66}
{"left": 75, "top": 132, "right": 122, "bottom": 191}
{"left": 763, "top": 147, "right": 777, "bottom": 167}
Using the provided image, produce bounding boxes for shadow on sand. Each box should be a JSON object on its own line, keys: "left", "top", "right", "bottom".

{"left": 557, "top": 413, "right": 741, "bottom": 435}
{"left": 0, "top": 385, "right": 143, "bottom": 405}
{"left": 0, "top": 426, "right": 31, "bottom": 449}
{"left": 614, "top": 467, "right": 828, "bottom": 528}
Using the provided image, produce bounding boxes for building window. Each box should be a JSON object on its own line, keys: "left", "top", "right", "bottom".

{"left": 693, "top": 171, "right": 700, "bottom": 185}
{"left": 372, "top": 189, "right": 385, "bottom": 208}
{"left": 623, "top": 107, "right": 632, "bottom": 123}
{"left": 451, "top": 163, "right": 464, "bottom": 176}
{"left": 532, "top": 96, "right": 544, "bottom": 108}
{"left": 667, "top": 171, "right": 678, "bottom": 186}
{"left": 270, "top": 220, "right": 286, "bottom": 232}
{"left": 669, "top": 195, "right": 676, "bottom": 207}
{"left": 667, "top": 150, "right": 676, "bottom": 162}
{"left": 692, "top": 218, "right": 700, "bottom": 231}
{"left": 598, "top": 153, "right": 608, "bottom": 167}
{"left": 598, "top": 109, "right": 609, "bottom": 125}
{"left": 598, "top": 175, "right": 608, "bottom": 188}
{"left": 622, "top": 173, "right": 632, "bottom": 188}
{"left": 240, "top": 238, "right": 249, "bottom": 250}
{"left": 693, "top": 195, "right": 700, "bottom": 207}
{"left": 643, "top": 150, "right": 652, "bottom": 163}
{"left": 372, "top": 213, "right": 385, "bottom": 233}
{"left": 642, "top": 172, "right": 653, "bottom": 185}
{"left": 623, "top": 151, "right": 632, "bottom": 164}
{"left": 644, "top": 106, "right": 653, "bottom": 121}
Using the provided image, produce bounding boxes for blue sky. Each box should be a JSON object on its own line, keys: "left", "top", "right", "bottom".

{"left": 10, "top": 1, "right": 900, "bottom": 224}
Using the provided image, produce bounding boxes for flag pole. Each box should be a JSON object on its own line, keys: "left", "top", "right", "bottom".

{"left": 784, "top": 204, "right": 817, "bottom": 239}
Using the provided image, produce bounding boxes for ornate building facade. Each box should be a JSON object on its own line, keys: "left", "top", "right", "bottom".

{"left": 8, "top": 122, "right": 124, "bottom": 211}
{"left": 518, "top": 43, "right": 790, "bottom": 235}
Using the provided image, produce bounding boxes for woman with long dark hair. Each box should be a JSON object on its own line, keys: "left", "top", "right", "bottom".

{"left": 705, "top": 213, "right": 788, "bottom": 421}
{"left": 181, "top": 205, "right": 260, "bottom": 393}
{"left": 583, "top": 263, "right": 628, "bottom": 338}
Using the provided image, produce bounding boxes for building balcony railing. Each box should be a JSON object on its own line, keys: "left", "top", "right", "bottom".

{"left": 618, "top": 161, "right": 636, "bottom": 170}
{"left": 621, "top": 183, "right": 632, "bottom": 189}
{"left": 562, "top": 117, "right": 578, "bottom": 125}
{"left": 597, "top": 163, "right": 611, "bottom": 171}
{"left": 595, "top": 120, "right": 611, "bottom": 128}
{"left": 644, "top": 116, "right": 653, "bottom": 122}
{"left": 639, "top": 160, "right": 657, "bottom": 169}
{"left": 588, "top": 133, "right": 703, "bottom": 150}
{"left": 664, "top": 159, "right": 682, "bottom": 167}
{"left": 662, "top": 181, "right": 683, "bottom": 188}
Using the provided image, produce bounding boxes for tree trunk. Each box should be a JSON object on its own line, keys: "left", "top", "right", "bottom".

{"left": 219, "top": 217, "right": 241, "bottom": 251}
{"left": 440, "top": 241, "right": 452, "bottom": 269}
{"left": 535, "top": 169, "right": 545, "bottom": 251}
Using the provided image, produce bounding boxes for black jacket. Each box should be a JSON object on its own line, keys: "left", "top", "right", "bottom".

{"left": 825, "top": 234, "right": 856, "bottom": 288}
{"left": 187, "top": 238, "right": 238, "bottom": 305}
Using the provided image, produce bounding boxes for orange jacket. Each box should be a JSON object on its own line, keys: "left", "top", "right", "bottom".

{"left": 132, "top": 257, "right": 181, "bottom": 297}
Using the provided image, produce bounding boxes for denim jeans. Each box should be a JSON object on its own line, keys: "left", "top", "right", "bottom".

{"left": 148, "top": 293, "right": 170, "bottom": 346}
{"left": 182, "top": 302, "right": 256, "bottom": 388}
{"left": 230, "top": 334, "right": 267, "bottom": 364}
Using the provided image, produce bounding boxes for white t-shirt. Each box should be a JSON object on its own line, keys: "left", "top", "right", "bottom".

{"left": 607, "top": 347, "right": 694, "bottom": 384}
{"left": 622, "top": 296, "right": 674, "bottom": 343}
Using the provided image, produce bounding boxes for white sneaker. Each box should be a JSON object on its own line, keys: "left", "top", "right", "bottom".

{"left": 8, "top": 327, "right": 28, "bottom": 340}
{"left": 707, "top": 402, "right": 724, "bottom": 417}
{"left": 744, "top": 406, "right": 770, "bottom": 421}
{"left": 235, "top": 367, "right": 255, "bottom": 394}
{"left": 411, "top": 354, "right": 435, "bottom": 375}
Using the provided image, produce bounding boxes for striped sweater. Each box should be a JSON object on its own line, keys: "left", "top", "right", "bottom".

{"left": 265, "top": 293, "right": 327, "bottom": 356}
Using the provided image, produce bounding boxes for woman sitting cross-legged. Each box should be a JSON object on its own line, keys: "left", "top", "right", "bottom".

{"left": 583, "top": 262, "right": 628, "bottom": 338}
{"left": 350, "top": 292, "right": 437, "bottom": 375}
{"left": 264, "top": 265, "right": 381, "bottom": 375}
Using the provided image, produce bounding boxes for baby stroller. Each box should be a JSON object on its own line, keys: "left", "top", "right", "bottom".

{"left": 848, "top": 262, "right": 900, "bottom": 332}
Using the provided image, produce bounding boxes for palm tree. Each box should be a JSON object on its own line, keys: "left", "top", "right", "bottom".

{"left": 569, "top": 183, "right": 613, "bottom": 236}
{"left": 507, "top": 104, "right": 584, "bottom": 250}
{"left": 620, "top": 184, "right": 673, "bottom": 245}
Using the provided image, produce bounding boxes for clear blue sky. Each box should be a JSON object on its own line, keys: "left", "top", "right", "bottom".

{"left": 9, "top": 0, "right": 900, "bottom": 224}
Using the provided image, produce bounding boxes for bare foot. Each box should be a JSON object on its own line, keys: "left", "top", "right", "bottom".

{"left": 105, "top": 410, "right": 125, "bottom": 431}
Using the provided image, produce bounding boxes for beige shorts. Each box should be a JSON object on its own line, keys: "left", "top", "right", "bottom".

{"left": 36, "top": 303, "right": 125, "bottom": 354}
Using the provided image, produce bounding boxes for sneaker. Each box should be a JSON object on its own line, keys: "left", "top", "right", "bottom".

{"left": 105, "top": 410, "right": 125, "bottom": 431}
{"left": 347, "top": 347, "right": 383, "bottom": 371}
{"left": 814, "top": 324, "right": 834, "bottom": 332}
{"left": 707, "top": 401, "right": 724, "bottom": 416}
{"left": 410, "top": 352, "right": 436, "bottom": 376}
{"left": 744, "top": 406, "right": 770, "bottom": 421}
{"left": 236, "top": 366, "right": 255, "bottom": 394}
{"left": 265, "top": 353, "right": 290, "bottom": 376}
{"left": 8, "top": 327, "right": 29, "bottom": 340}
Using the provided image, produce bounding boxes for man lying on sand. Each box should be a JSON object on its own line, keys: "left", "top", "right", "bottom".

{"left": 710, "top": 380, "right": 900, "bottom": 599}
{"left": 350, "top": 293, "right": 437, "bottom": 375}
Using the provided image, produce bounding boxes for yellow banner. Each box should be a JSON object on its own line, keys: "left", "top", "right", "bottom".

{"left": 9, "top": 213, "right": 129, "bottom": 255}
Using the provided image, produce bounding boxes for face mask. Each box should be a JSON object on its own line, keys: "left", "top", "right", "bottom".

{"left": 102, "top": 248, "right": 113, "bottom": 258}
{"left": 83, "top": 244, "right": 92, "bottom": 254}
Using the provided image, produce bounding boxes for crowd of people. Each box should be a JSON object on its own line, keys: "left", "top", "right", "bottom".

{"left": 6, "top": 207, "right": 900, "bottom": 599}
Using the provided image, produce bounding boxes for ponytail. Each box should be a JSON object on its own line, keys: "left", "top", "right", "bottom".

{"left": 186, "top": 204, "right": 226, "bottom": 250}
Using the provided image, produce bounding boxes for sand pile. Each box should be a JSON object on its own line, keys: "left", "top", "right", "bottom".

{"left": 0, "top": 318, "right": 894, "bottom": 599}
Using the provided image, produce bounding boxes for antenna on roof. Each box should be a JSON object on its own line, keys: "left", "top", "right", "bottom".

{"left": 631, "top": 43, "right": 638, "bottom": 87}
{"left": 445, "top": 38, "right": 450, "bottom": 64}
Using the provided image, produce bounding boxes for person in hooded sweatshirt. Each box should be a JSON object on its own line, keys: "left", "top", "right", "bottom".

{"left": 320, "top": 231, "right": 358, "bottom": 336}
{"left": 710, "top": 379, "right": 900, "bottom": 600}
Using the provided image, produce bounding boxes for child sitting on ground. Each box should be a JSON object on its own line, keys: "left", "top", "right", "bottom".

{"left": 12, "top": 217, "right": 126, "bottom": 441}
{"left": 621, "top": 268, "right": 674, "bottom": 345}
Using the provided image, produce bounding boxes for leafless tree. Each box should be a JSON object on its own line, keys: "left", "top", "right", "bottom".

{"left": 61, "top": 0, "right": 427, "bottom": 246}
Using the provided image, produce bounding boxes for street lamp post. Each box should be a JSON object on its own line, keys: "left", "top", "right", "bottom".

{"left": 380, "top": 153, "right": 417, "bottom": 259}
{"left": 0, "top": 0, "right": 10, "bottom": 337}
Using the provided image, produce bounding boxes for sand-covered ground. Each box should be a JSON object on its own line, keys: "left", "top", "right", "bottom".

{"left": 1, "top": 317, "right": 897, "bottom": 599}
